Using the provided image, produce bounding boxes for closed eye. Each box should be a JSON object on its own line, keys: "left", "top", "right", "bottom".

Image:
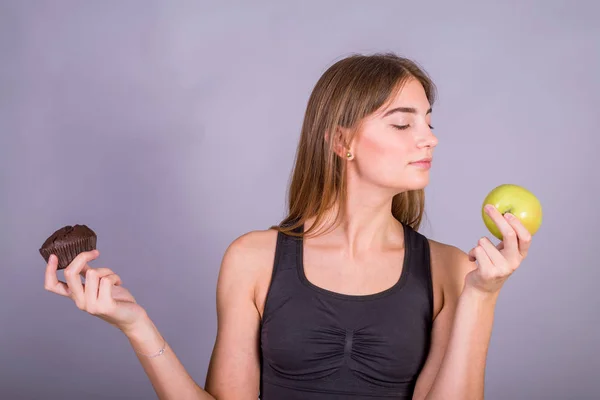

{"left": 392, "top": 124, "right": 435, "bottom": 130}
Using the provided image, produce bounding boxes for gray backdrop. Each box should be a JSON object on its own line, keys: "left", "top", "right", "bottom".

{"left": 1, "top": 1, "right": 598, "bottom": 399}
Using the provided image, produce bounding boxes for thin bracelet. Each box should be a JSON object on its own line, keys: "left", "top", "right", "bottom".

{"left": 135, "top": 337, "right": 166, "bottom": 359}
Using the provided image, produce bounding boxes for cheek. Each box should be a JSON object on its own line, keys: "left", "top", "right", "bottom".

{"left": 360, "top": 134, "right": 384, "bottom": 154}
{"left": 359, "top": 132, "right": 410, "bottom": 167}
{"left": 354, "top": 129, "right": 428, "bottom": 189}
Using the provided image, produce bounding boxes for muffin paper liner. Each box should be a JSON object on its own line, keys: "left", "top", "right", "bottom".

{"left": 39, "top": 236, "right": 97, "bottom": 270}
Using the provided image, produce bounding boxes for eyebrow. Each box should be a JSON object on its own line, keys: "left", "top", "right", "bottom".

{"left": 383, "top": 106, "right": 432, "bottom": 117}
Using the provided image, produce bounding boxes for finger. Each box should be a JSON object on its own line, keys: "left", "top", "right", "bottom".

{"left": 468, "top": 248, "right": 476, "bottom": 262}
{"left": 504, "top": 213, "right": 533, "bottom": 257}
{"left": 84, "top": 269, "right": 100, "bottom": 311}
{"left": 63, "top": 250, "right": 100, "bottom": 309}
{"left": 44, "top": 254, "right": 71, "bottom": 297}
{"left": 473, "top": 245, "right": 496, "bottom": 279}
{"left": 98, "top": 274, "right": 120, "bottom": 308}
{"left": 468, "top": 246, "right": 480, "bottom": 262}
{"left": 80, "top": 263, "right": 91, "bottom": 278}
{"left": 478, "top": 237, "right": 506, "bottom": 267}
{"left": 469, "top": 244, "right": 493, "bottom": 267}
{"left": 83, "top": 267, "right": 122, "bottom": 284}
{"left": 84, "top": 268, "right": 118, "bottom": 312}
{"left": 469, "top": 241, "right": 505, "bottom": 263}
{"left": 484, "top": 205, "right": 519, "bottom": 256}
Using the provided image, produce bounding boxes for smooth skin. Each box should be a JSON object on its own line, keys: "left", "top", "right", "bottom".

{"left": 44, "top": 78, "right": 533, "bottom": 400}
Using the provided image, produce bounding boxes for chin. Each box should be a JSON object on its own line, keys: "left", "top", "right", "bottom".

{"left": 378, "top": 182, "right": 429, "bottom": 195}
{"left": 393, "top": 175, "right": 430, "bottom": 192}
{"left": 368, "top": 171, "right": 430, "bottom": 192}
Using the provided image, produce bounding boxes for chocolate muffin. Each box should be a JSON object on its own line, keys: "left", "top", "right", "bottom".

{"left": 39, "top": 225, "right": 97, "bottom": 270}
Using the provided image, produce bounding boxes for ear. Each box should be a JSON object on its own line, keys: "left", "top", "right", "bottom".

{"left": 325, "top": 127, "right": 353, "bottom": 159}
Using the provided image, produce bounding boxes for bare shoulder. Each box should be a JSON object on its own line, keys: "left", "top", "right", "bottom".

{"left": 428, "top": 239, "right": 473, "bottom": 271}
{"left": 217, "top": 229, "right": 279, "bottom": 310}
{"left": 219, "top": 228, "right": 279, "bottom": 282}
{"left": 223, "top": 228, "right": 279, "bottom": 265}
{"left": 427, "top": 239, "right": 477, "bottom": 309}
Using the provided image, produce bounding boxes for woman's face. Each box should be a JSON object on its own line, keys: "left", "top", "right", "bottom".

{"left": 349, "top": 78, "right": 438, "bottom": 192}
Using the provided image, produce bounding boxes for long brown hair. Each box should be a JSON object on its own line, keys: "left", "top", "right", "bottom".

{"left": 273, "top": 52, "right": 437, "bottom": 237}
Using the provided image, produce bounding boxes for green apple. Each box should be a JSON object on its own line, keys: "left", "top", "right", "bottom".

{"left": 482, "top": 184, "right": 543, "bottom": 240}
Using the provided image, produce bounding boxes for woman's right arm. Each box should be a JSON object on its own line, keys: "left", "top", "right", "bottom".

{"left": 127, "top": 232, "right": 265, "bottom": 399}
{"left": 44, "top": 231, "right": 267, "bottom": 400}
{"left": 123, "top": 316, "right": 215, "bottom": 400}
{"left": 203, "top": 231, "right": 272, "bottom": 398}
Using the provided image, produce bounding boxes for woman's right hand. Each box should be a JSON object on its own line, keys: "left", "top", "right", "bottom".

{"left": 44, "top": 250, "right": 148, "bottom": 334}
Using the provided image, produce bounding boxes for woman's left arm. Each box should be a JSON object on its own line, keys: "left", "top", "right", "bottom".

{"left": 413, "top": 205, "right": 534, "bottom": 400}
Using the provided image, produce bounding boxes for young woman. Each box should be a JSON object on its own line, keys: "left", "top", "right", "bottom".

{"left": 44, "top": 53, "right": 533, "bottom": 399}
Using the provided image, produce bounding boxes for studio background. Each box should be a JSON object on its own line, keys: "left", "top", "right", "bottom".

{"left": 1, "top": 1, "right": 598, "bottom": 399}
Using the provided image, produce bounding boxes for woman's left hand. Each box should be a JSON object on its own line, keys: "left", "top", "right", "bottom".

{"left": 465, "top": 204, "right": 533, "bottom": 294}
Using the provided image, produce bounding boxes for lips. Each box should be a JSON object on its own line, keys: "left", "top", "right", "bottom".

{"left": 409, "top": 158, "right": 432, "bottom": 169}
{"left": 411, "top": 157, "right": 432, "bottom": 163}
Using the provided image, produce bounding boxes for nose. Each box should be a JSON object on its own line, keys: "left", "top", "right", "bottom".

{"left": 417, "top": 126, "right": 438, "bottom": 149}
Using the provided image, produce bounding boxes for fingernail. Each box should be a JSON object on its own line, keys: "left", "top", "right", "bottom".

{"left": 504, "top": 213, "right": 514, "bottom": 220}
{"left": 485, "top": 204, "right": 493, "bottom": 212}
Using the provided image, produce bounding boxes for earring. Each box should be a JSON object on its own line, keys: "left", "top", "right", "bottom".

{"left": 346, "top": 151, "right": 353, "bottom": 160}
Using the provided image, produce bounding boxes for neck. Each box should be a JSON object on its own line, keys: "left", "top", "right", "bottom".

{"left": 306, "top": 174, "right": 405, "bottom": 257}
